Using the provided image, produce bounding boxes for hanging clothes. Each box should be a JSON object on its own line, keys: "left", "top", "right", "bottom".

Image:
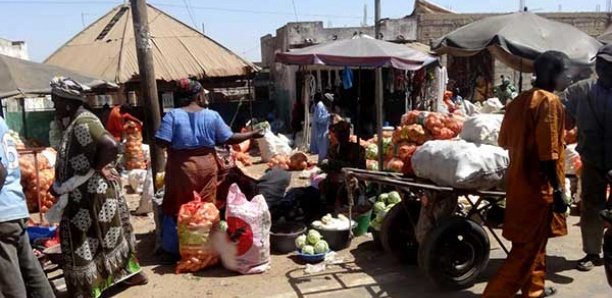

{"left": 342, "top": 67, "right": 353, "bottom": 90}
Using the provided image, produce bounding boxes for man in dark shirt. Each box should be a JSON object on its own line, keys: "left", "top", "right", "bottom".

{"left": 564, "top": 44, "right": 612, "bottom": 271}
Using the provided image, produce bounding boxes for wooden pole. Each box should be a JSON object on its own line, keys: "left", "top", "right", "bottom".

{"left": 375, "top": 0, "right": 384, "bottom": 172}
{"left": 130, "top": 0, "right": 165, "bottom": 185}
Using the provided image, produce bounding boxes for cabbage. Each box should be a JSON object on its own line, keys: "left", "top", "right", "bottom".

{"left": 385, "top": 203, "right": 396, "bottom": 212}
{"left": 378, "top": 193, "right": 389, "bottom": 203}
{"left": 302, "top": 245, "right": 315, "bottom": 255}
{"left": 295, "top": 234, "right": 307, "bottom": 249}
{"left": 307, "top": 229, "right": 322, "bottom": 245}
{"left": 373, "top": 201, "right": 386, "bottom": 214}
{"left": 366, "top": 144, "right": 378, "bottom": 160}
{"left": 219, "top": 220, "right": 228, "bottom": 232}
{"left": 314, "top": 240, "right": 329, "bottom": 254}
{"left": 387, "top": 191, "right": 401, "bottom": 205}
{"left": 370, "top": 217, "right": 382, "bottom": 231}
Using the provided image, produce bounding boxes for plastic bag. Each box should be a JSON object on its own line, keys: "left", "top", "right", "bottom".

{"left": 127, "top": 169, "right": 147, "bottom": 193}
{"left": 459, "top": 114, "right": 504, "bottom": 146}
{"left": 256, "top": 130, "right": 292, "bottom": 162}
{"left": 220, "top": 184, "right": 271, "bottom": 274}
{"left": 175, "top": 191, "right": 220, "bottom": 273}
{"left": 411, "top": 140, "right": 509, "bottom": 190}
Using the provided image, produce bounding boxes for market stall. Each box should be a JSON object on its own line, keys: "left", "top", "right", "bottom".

{"left": 276, "top": 34, "right": 439, "bottom": 170}
{"left": 432, "top": 11, "right": 602, "bottom": 91}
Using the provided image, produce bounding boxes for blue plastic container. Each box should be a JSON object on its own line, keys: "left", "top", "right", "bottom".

{"left": 27, "top": 226, "right": 57, "bottom": 243}
{"left": 296, "top": 250, "right": 329, "bottom": 263}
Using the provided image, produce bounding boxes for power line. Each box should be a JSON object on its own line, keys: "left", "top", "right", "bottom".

{"left": 181, "top": 0, "right": 197, "bottom": 29}
{"left": 0, "top": 0, "right": 363, "bottom": 20}
{"left": 291, "top": 0, "right": 299, "bottom": 22}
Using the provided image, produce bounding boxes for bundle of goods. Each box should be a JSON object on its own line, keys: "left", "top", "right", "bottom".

{"left": 214, "top": 184, "right": 271, "bottom": 274}
{"left": 124, "top": 121, "right": 146, "bottom": 170}
{"left": 252, "top": 121, "right": 292, "bottom": 162}
{"left": 19, "top": 148, "right": 57, "bottom": 213}
{"left": 411, "top": 140, "right": 509, "bottom": 190}
{"left": 176, "top": 191, "right": 220, "bottom": 273}
{"left": 267, "top": 152, "right": 311, "bottom": 171}
{"left": 459, "top": 114, "right": 504, "bottom": 146}
{"left": 370, "top": 191, "right": 402, "bottom": 231}
{"left": 295, "top": 229, "right": 329, "bottom": 255}
{"left": 565, "top": 144, "right": 583, "bottom": 175}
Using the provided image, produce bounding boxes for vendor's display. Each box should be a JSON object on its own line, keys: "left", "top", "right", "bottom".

{"left": 295, "top": 229, "right": 329, "bottom": 255}
{"left": 19, "top": 148, "right": 56, "bottom": 213}
{"left": 370, "top": 191, "right": 402, "bottom": 231}
{"left": 459, "top": 114, "right": 504, "bottom": 146}
{"left": 254, "top": 121, "right": 292, "bottom": 162}
{"left": 176, "top": 191, "right": 220, "bottom": 273}
{"left": 219, "top": 184, "right": 271, "bottom": 274}
{"left": 124, "top": 121, "right": 146, "bottom": 170}
{"left": 411, "top": 140, "right": 509, "bottom": 190}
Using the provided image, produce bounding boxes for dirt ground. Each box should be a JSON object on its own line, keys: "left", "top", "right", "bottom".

{"left": 52, "top": 162, "right": 612, "bottom": 298}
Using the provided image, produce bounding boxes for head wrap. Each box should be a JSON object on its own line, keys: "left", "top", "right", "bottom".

{"left": 177, "top": 78, "right": 204, "bottom": 97}
{"left": 50, "top": 76, "right": 90, "bottom": 102}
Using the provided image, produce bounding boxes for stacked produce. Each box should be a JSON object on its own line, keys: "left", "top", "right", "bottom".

{"left": 295, "top": 229, "right": 329, "bottom": 255}
{"left": 124, "top": 121, "right": 146, "bottom": 170}
{"left": 370, "top": 191, "right": 402, "bottom": 231}
{"left": 19, "top": 149, "right": 57, "bottom": 213}
{"left": 267, "top": 152, "right": 311, "bottom": 171}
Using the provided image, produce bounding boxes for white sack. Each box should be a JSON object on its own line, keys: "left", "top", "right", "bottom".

{"left": 256, "top": 130, "right": 292, "bottom": 162}
{"left": 411, "top": 140, "right": 509, "bottom": 190}
{"left": 460, "top": 114, "right": 504, "bottom": 146}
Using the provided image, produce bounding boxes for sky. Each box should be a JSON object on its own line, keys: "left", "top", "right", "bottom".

{"left": 0, "top": 0, "right": 608, "bottom": 63}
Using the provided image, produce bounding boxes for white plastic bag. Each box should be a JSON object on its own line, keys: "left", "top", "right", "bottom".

{"left": 220, "top": 184, "right": 271, "bottom": 274}
{"left": 460, "top": 114, "right": 504, "bottom": 146}
{"left": 565, "top": 144, "right": 580, "bottom": 175}
{"left": 411, "top": 140, "right": 509, "bottom": 190}
{"left": 480, "top": 98, "right": 504, "bottom": 114}
{"left": 256, "top": 130, "right": 292, "bottom": 162}
{"left": 127, "top": 169, "right": 147, "bottom": 193}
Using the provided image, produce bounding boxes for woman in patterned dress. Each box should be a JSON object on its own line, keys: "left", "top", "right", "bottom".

{"left": 49, "top": 77, "right": 147, "bottom": 297}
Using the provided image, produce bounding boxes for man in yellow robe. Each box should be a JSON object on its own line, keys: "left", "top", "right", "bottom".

{"left": 483, "top": 51, "right": 571, "bottom": 298}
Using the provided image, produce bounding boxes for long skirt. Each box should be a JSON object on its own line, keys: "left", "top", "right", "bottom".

{"left": 160, "top": 147, "right": 218, "bottom": 254}
{"left": 60, "top": 174, "right": 141, "bottom": 298}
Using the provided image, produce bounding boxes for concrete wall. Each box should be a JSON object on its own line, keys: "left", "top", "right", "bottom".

{"left": 0, "top": 38, "right": 28, "bottom": 60}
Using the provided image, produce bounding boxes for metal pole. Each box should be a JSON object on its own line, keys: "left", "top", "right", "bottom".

{"left": 130, "top": 0, "right": 165, "bottom": 187}
{"left": 375, "top": 0, "right": 384, "bottom": 171}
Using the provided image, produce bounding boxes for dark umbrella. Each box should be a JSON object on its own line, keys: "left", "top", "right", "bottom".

{"left": 0, "top": 54, "right": 111, "bottom": 99}
{"left": 432, "top": 12, "right": 602, "bottom": 72}
{"left": 276, "top": 35, "right": 438, "bottom": 70}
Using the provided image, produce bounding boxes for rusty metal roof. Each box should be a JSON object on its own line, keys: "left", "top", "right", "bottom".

{"left": 44, "top": 4, "right": 257, "bottom": 83}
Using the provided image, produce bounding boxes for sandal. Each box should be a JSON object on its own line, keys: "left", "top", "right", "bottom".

{"left": 539, "top": 287, "right": 557, "bottom": 297}
{"left": 123, "top": 273, "right": 148, "bottom": 287}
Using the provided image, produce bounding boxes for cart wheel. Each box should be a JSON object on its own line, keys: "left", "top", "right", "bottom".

{"left": 380, "top": 200, "right": 421, "bottom": 264}
{"left": 418, "top": 216, "right": 490, "bottom": 290}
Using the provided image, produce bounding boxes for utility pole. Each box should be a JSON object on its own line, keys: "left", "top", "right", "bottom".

{"left": 375, "top": 0, "right": 384, "bottom": 171}
{"left": 130, "top": 0, "right": 165, "bottom": 185}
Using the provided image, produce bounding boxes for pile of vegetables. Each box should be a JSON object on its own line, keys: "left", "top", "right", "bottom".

{"left": 370, "top": 191, "right": 402, "bottom": 231}
{"left": 295, "top": 229, "right": 329, "bottom": 255}
{"left": 123, "top": 121, "right": 146, "bottom": 170}
{"left": 232, "top": 151, "right": 253, "bottom": 166}
{"left": 19, "top": 149, "right": 57, "bottom": 213}
{"left": 267, "top": 152, "right": 311, "bottom": 171}
{"left": 311, "top": 213, "right": 353, "bottom": 231}
{"left": 401, "top": 111, "right": 464, "bottom": 140}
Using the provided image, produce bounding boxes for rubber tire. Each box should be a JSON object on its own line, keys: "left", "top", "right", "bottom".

{"left": 380, "top": 200, "right": 421, "bottom": 264}
{"left": 418, "top": 216, "right": 490, "bottom": 290}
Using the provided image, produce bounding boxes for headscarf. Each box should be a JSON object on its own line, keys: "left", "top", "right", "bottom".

{"left": 50, "top": 76, "right": 90, "bottom": 102}
{"left": 176, "top": 78, "right": 204, "bottom": 97}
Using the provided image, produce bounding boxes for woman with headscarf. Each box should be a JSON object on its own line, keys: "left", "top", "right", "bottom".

{"left": 310, "top": 93, "right": 334, "bottom": 161}
{"left": 155, "top": 78, "right": 263, "bottom": 259}
{"left": 49, "top": 77, "right": 146, "bottom": 298}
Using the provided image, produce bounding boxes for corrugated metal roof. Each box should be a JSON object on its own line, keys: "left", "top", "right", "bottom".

{"left": 44, "top": 4, "right": 257, "bottom": 83}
